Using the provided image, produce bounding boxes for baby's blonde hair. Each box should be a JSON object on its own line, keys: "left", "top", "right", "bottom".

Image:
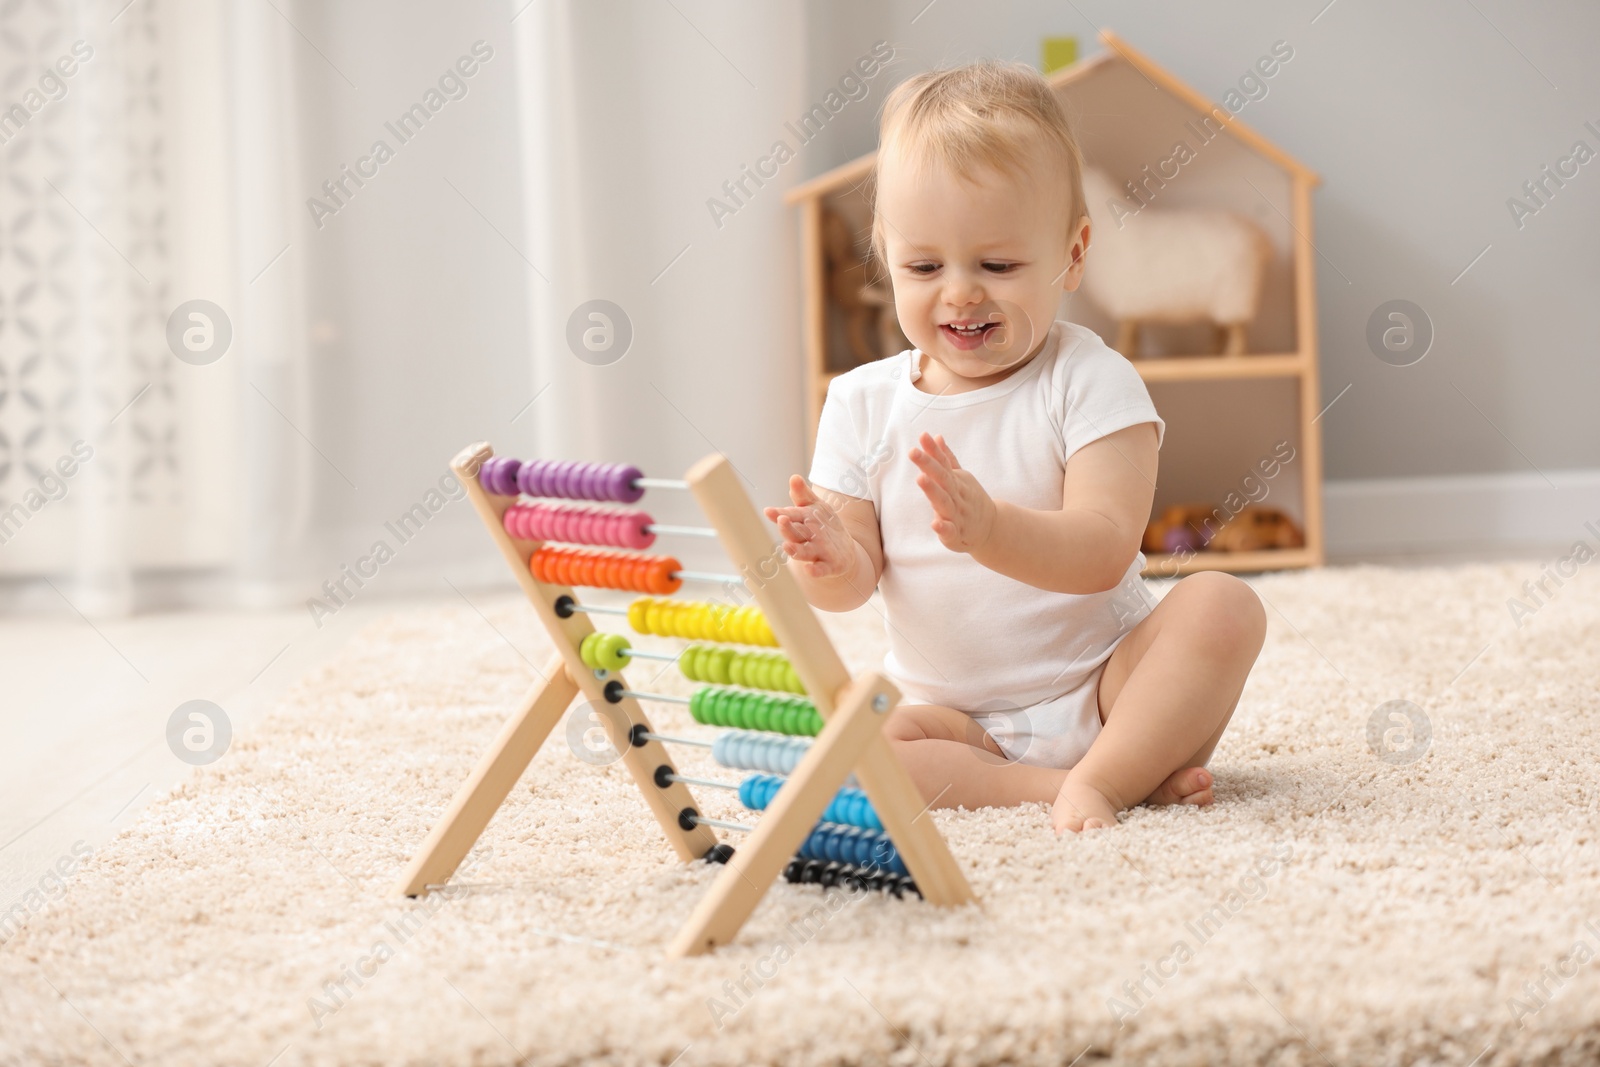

{"left": 870, "top": 59, "right": 1086, "bottom": 268}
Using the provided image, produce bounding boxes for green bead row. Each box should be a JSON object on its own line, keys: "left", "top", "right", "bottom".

{"left": 579, "top": 631, "right": 632, "bottom": 672}
{"left": 679, "top": 643, "right": 805, "bottom": 695}
{"left": 689, "top": 686, "right": 822, "bottom": 737}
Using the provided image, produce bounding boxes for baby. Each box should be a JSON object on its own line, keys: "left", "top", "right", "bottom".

{"left": 764, "top": 60, "right": 1267, "bottom": 833}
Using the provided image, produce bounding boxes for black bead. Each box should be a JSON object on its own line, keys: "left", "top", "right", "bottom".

{"left": 653, "top": 765, "right": 674, "bottom": 789}
{"left": 604, "top": 680, "right": 624, "bottom": 704}
{"left": 705, "top": 843, "right": 736, "bottom": 865}
{"left": 677, "top": 807, "right": 699, "bottom": 832}
{"left": 553, "top": 595, "right": 576, "bottom": 619}
{"left": 629, "top": 724, "right": 650, "bottom": 747}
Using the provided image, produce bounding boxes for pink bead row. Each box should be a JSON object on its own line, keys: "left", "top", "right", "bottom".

{"left": 503, "top": 501, "right": 655, "bottom": 550}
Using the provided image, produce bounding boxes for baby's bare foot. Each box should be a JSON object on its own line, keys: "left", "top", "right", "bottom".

{"left": 1145, "top": 767, "right": 1214, "bottom": 808}
{"left": 1052, "top": 779, "right": 1120, "bottom": 834}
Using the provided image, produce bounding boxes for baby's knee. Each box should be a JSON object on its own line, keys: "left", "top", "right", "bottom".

{"left": 1179, "top": 572, "right": 1266, "bottom": 654}
{"left": 884, "top": 706, "right": 934, "bottom": 743}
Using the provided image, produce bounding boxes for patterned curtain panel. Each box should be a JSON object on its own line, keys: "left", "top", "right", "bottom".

{"left": 0, "top": 0, "right": 302, "bottom": 614}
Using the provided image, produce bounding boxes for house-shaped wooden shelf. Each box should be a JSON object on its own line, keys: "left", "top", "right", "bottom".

{"left": 783, "top": 29, "right": 1325, "bottom": 577}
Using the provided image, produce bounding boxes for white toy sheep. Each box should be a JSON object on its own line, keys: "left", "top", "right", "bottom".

{"left": 1078, "top": 166, "right": 1271, "bottom": 356}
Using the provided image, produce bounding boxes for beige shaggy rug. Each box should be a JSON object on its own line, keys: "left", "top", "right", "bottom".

{"left": 4, "top": 560, "right": 1600, "bottom": 1067}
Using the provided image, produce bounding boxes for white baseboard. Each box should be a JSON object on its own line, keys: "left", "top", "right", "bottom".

{"left": 1325, "top": 468, "right": 1600, "bottom": 557}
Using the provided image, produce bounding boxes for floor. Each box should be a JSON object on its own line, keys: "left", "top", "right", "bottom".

{"left": 0, "top": 588, "right": 513, "bottom": 904}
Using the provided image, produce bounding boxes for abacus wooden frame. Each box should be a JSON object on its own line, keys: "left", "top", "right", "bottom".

{"left": 396, "top": 442, "right": 976, "bottom": 956}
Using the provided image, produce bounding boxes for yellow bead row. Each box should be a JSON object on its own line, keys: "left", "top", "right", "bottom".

{"left": 627, "top": 597, "right": 776, "bottom": 647}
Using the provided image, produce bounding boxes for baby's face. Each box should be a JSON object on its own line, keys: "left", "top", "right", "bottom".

{"left": 877, "top": 151, "right": 1088, "bottom": 390}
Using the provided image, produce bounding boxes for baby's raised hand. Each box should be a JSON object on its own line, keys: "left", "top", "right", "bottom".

{"left": 763, "top": 475, "right": 859, "bottom": 580}
{"left": 909, "top": 432, "right": 997, "bottom": 553}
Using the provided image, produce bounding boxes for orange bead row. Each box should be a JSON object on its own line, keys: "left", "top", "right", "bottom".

{"left": 529, "top": 545, "right": 682, "bottom": 594}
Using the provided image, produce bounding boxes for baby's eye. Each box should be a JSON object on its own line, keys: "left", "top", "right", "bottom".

{"left": 907, "top": 263, "right": 939, "bottom": 275}
{"left": 983, "top": 262, "right": 1018, "bottom": 273}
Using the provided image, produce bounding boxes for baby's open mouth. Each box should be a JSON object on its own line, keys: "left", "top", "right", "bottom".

{"left": 941, "top": 321, "right": 1002, "bottom": 349}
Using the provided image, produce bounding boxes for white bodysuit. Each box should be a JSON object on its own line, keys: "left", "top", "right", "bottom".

{"left": 807, "top": 320, "right": 1166, "bottom": 769}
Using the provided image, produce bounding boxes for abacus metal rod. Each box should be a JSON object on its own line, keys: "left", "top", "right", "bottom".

{"left": 618, "top": 689, "right": 690, "bottom": 705}
{"left": 567, "top": 601, "right": 628, "bottom": 616}
{"left": 634, "top": 477, "right": 688, "bottom": 490}
{"left": 689, "top": 815, "right": 754, "bottom": 833}
{"left": 646, "top": 523, "right": 719, "bottom": 538}
{"left": 662, "top": 773, "right": 737, "bottom": 791}
{"left": 637, "top": 730, "right": 712, "bottom": 748}
{"left": 618, "top": 648, "right": 679, "bottom": 663}
{"left": 673, "top": 569, "right": 744, "bottom": 585}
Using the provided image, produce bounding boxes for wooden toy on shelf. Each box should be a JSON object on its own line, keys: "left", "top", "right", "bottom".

{"left": 1143, "top": 503, "right": 1220, "bottom": 555}
{"left": 1144, "top": 502, "right": 1305, "bottom": 555}
{"left": 397, "top": 444, "right": 976, "bottom": 957}
{"left": 1079, "top": 166, "right": 1271, "bottom": 359}
{"left": 1208, "top": 505, "right": 1305, "bottom": 552}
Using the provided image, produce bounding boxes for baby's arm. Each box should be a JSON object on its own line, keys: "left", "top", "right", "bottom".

{"left": 763, "top": 475, "right": 884, "bottom": 612}
{"left": 909, "top": 424, "right": 1157, "bottom": 595}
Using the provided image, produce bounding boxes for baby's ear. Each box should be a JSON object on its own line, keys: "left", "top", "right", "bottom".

{"left": 1059, "top": 215, "right": 1092, "bottom": 291}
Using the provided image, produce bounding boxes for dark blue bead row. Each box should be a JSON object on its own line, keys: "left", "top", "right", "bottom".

{"left": 797, "top": 823, "right": 906, "bottom": 877}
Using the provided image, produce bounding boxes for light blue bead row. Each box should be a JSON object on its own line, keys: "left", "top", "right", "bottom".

{"left": 737, "top": 774, "right": 884, "bottom": 832}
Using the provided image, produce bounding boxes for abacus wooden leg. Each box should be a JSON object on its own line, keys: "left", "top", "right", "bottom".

{"left": 669, "top": 672, "right": 898, "bottom": 957}
{"left": 398, "top": 652, "right": 578, "bottom": 897}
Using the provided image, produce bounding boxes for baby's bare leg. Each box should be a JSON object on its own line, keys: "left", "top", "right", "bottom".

{"left": 884, "top": 704, "right": 1066, "bottom": 811}
{"left": 1055, "top": 572, "right": 1266, "bottom": 832}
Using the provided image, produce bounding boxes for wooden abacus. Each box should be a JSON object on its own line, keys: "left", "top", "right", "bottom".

{"left": 397, "top": 444, "right": 976, "bottom": 956}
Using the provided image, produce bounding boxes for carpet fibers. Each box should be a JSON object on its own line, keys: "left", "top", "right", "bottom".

{"left": 4, "top": 561, "right": 1600, "bottom": 1066}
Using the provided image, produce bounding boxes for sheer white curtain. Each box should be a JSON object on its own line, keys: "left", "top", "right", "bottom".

{"left": 0, "top": 0, "right": 309, "bottom": 616}
{"left": 512, "top": 1, "right": 809, "bottom": 553}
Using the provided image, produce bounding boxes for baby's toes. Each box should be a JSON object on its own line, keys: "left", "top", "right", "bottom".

{"left": 1052, "top": 804, "right": 1086, "bottom": 835}
{"left": 1146, "top": 767, "right": 1214, "bottom": 807}
{"left": 1052, "top": 781, "right": 1119, "bottom": 834}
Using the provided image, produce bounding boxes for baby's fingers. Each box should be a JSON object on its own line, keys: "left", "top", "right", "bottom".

{"left": 785, "top": 537, "right": 832, "bottom": 562}
{"left": 909, "top": 442, "right": 955, "bottom": 493}
{"left": 785, "top": 540, "right": 845, "bottom": 577}
{"left": 916, "top": 470, "right": 956, "bottom": 516}
{"left": 777, "top": 511, "right": 825, "bottom": 547}
{"left": 786, "top": 474, "right": 815, "bottom": 505}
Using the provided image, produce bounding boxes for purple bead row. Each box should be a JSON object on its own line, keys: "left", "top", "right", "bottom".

{"left": 477, "top": 456, "right": 645, "bottom": 504}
